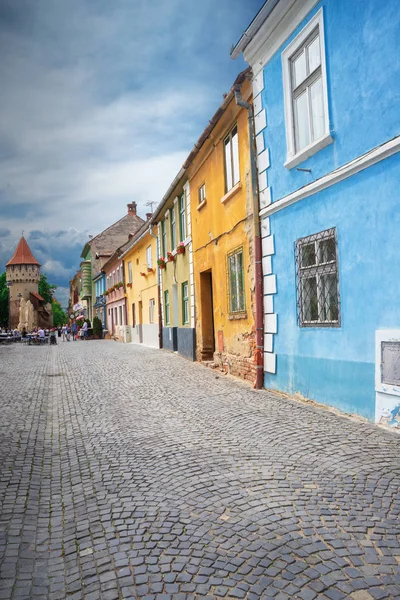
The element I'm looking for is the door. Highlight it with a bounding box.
[138,301,143,343]
[199,270,215,360]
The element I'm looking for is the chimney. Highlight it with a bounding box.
[127,202,137,215]
[146,212,152,221]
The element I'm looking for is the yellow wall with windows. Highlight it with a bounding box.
[157,186,192,328]
[124,228,159,327]
[187,78,256,372]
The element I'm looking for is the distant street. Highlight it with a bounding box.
[0,341,399,600]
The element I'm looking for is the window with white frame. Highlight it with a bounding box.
[198,183,206,205]
[182,282,189,325]
[128,261,132,284]
[149,298,155,323]
[164,290,170,325]
[224,125,240,192]
[228,248,245,314]
[146,245,152,269]
[170,207,176,250]
[295,228,340,327]
[282,10,330,166]
[161,221,167,256]
[179,193,186,240]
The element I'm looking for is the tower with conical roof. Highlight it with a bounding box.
[5,236,42,329]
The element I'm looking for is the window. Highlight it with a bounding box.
[164,291,170,325]
[224,126,240,192]
[198,183,206,205]
[149,299,155,323]
[132,303,136,326]
[161,220,167,256]
[179,193,186,240]
[295,228,340,327]
[128,261,132,284]
[282,10,330,167]
[228,248,245,313]
[182,282,189,325]
[170,207,176,250]
[146,246,152,269]
[119,305,123,325]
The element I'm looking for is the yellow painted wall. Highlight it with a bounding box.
[157,187,192,328]
[187,79,256,375]
[124,228,159,327]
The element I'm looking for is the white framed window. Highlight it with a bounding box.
[128,261,132,284]
[170,207,176,250]
[146,246,152,269]
[179,193,186,240]
[295,228,340,327]
[164,290,170,325]
[282,9,332,169]
[198,183,206,205]
[149,298,155,323]
[228,248,245,314]
[224,125,240,191]
[161,221,167,256]
[182,282,189,325]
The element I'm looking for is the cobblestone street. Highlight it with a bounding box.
[0,341,399,600]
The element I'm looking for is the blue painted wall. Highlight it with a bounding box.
[265,152,400,420]
[177,328,196,361]
[260,0,400,203]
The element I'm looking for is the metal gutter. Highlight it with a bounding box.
[230,0,281,59]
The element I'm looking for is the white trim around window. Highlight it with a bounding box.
[282,8,332,169]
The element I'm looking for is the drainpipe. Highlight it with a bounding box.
[149,222,163,349]
[233,82,264,389]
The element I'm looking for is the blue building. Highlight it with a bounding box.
[232,0,400,424]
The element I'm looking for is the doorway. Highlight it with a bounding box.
[200,269,215,360]
[138,300,143,343]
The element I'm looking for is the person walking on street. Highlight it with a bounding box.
[61,325,67,341]
[82,320,88,340]
[71,321,78,341]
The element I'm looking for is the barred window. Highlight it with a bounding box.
[295,228,340,327]
[228,248,245,314]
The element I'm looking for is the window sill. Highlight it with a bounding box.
[284,132,333,170]
[221,181,242,204]
[197,199,207,211]
[228,312,247,321]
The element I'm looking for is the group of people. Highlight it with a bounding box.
[60,321,88,341]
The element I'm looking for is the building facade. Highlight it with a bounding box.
[103,248,127,341]
[232,0,400,423]
[122,219,160,348]
[187,74,260,384]
[153,175,196,361]
[5,236,52,330]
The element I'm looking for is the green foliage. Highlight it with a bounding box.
[38,273,57,304]
[0,272,9,327]
[93,316,103,337]
[52,301,67,327]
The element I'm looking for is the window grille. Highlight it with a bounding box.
[295,228,340,327]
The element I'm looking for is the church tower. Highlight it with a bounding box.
[6,237,41,329]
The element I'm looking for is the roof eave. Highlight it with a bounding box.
[230,0,281,59]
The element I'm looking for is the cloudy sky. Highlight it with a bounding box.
[0,0,263,307]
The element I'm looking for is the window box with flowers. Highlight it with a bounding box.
[176,241,185,255]
[140,272,147,277]
[126,283,132,288]
[147,267,154,273]
[158,257,166,269]
[167,251,175,262]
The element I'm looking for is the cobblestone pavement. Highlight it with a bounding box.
[0,342,400,600]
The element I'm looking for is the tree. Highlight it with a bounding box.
[52,301,67,327]
[0,273,9,328]
[38,273,57,304]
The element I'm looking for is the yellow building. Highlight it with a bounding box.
[186,70,260,384]
[121,220,160,347]
[152,173,196,360]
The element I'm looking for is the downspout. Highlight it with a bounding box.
[233,82,264,389]
[149,222,163,349]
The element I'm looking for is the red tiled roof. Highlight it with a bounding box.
[30,291,45,302]
[6,237,40,266]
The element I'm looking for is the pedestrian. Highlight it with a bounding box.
[66,325,71,342]
[71,321,78,341]
[82,320,88,340]
[61,324,67,341]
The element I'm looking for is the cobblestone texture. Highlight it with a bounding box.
[0,341,399,599]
